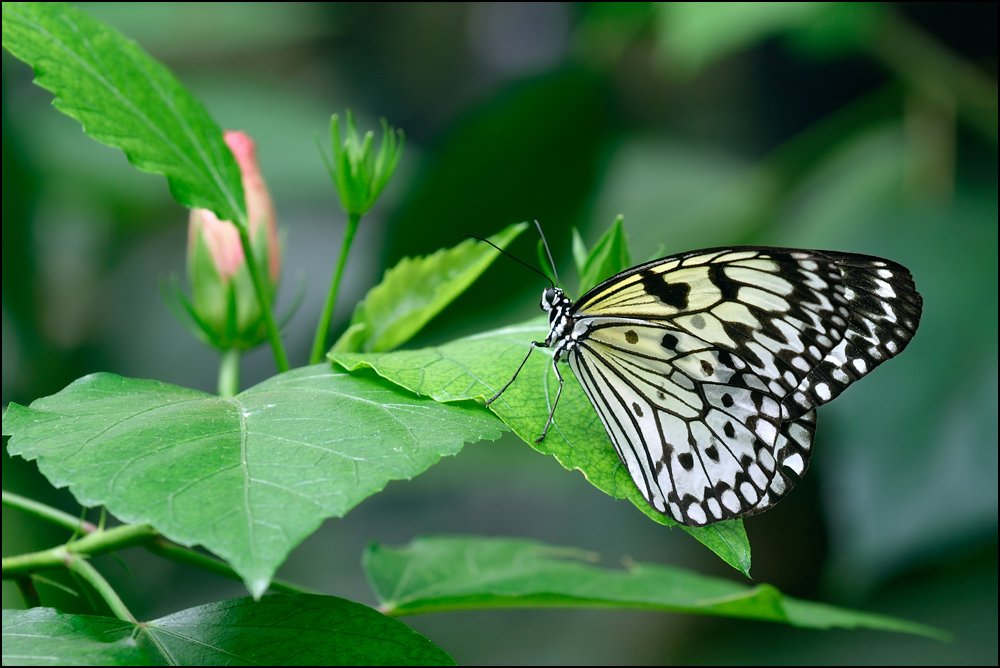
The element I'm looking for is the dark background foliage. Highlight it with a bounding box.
[3,3,996,664]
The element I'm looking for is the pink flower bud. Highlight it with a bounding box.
[225,131,281,282]
[188,131,280,283]
[185,131,281,350]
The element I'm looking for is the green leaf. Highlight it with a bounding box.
[2,595,455,666]
[2,366,504,596]
[332,222,528,353]
[363,536,948,640]
[576,214,632,295]
[331,323,752,576]
[1,2,245,225]
[0,608,152,666]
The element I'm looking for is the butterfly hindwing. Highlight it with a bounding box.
[570,320,788,524]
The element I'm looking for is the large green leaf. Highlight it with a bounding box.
[2,595,454,666]
[2,366,504,596]
[364,536,947,640]
[1,2,244,224]
[333,222,528,353]
[331,324,752,576]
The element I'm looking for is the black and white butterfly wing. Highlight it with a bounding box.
[565,247,921,526]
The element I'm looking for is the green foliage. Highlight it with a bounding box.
[334,222,528,353]
[2,367,504,596]
[4,1,984,664]
[0,2,244,226]
[2,596,454,666]
[573,215,633,295]
[331,323,752,576]
[364,536,947,640]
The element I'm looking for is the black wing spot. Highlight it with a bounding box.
[625,330,639,344]
[724,422,736,439]
[705,444,720,462]
[721,393,734,408]
[701,360,714,376]
[632,402,644,417]
[661,333,679,350]
[641,271,690,309]
[678,452,695,471]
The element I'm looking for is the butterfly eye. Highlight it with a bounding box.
[540,288,560,311]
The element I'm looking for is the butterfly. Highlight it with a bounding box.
[486,236,922,526]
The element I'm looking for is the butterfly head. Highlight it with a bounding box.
[540,287,574,349]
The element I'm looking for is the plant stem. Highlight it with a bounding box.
[218,348,241,397]
[238,224,290,372]
[2,492,313,595]
[66,555,136,623]
[2,524,158,577]
[2,491,97,534]
[310,211,362,364]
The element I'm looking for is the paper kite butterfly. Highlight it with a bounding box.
[486,235,922,526]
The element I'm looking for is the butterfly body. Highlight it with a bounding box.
[496,245,922,527]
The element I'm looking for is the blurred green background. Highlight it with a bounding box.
[2,2,996,664]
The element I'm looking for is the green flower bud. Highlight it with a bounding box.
[323,111,404,215]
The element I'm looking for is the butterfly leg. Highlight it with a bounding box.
[486,341,540,405]
[535,354,565,444]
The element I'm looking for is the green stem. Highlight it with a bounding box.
[3,492,313,595]
[310,211,362,364]
[238,225,290,372]
[2,491,97,534]
[218,348,241,397]
[2,523,157,577]
[66,555,136,623]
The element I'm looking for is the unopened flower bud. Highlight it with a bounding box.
[185,131,281,350]
[324,111,404,215]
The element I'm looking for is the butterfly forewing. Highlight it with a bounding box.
[552,246,921,526]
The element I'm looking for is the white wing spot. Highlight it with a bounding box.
[755,420,777,446]
[707,498,723,519]
[740,482,759,504]
[782,452,805,475]
[759,449,776,471]
[686,503,707,525]
[721,489,741,512]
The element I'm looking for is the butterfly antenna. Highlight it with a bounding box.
[463,233,554,288]
[534,220,560,287]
